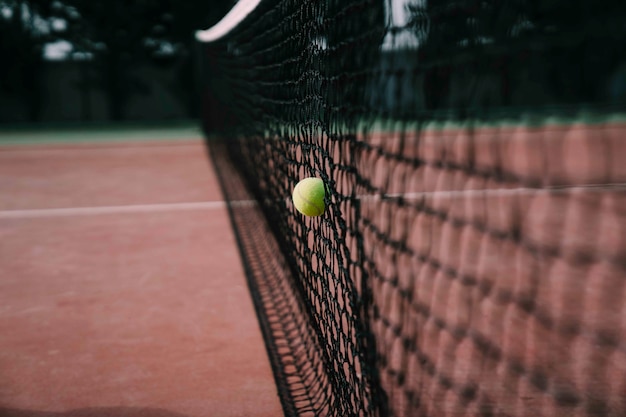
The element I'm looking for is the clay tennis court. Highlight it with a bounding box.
[0,126,282,417]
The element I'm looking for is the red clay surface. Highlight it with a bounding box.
[0,141,221,210]
[0,139,282,417]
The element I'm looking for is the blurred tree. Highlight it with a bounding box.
[57,0,233,120]
[154,0,234,118]
[0,0,63,121]
[406,0,626,109]
[59,0,170,120]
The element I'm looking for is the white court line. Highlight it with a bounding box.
[0,200,256,220]
[1,184,622,220]
[374,183,626,201]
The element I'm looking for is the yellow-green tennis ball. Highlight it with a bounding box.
[292,177,325,217]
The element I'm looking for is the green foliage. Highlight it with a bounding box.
[0,0,234,121]
[66,0,234,120]
[405,0,626,109]
[0,0,63,120]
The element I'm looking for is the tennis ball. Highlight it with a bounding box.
[292,177,325,217]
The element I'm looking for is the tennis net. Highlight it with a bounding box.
[197,0,626,416]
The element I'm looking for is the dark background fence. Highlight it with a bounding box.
[0,0,235,126]
[0,60,191,124]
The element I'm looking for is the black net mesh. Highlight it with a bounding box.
[199,0,626,416]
